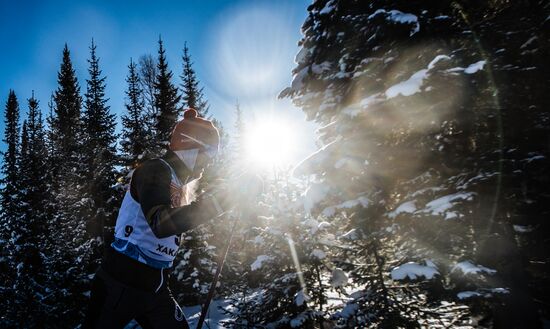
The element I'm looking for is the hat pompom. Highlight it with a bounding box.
[184,108,198,119]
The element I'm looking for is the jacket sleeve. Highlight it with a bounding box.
[131,160,225,239]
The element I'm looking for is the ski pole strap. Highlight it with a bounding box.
[196,212,240,329]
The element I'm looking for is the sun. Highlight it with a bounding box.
[244,118,296,170]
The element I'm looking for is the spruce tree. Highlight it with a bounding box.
[224,178,323,328]
[47,44,92,325]
[0,90,21,327]
[232,100,245,163]
[121,58,149,167]
[82,39,119,239]
[279,0,549,327]
[138,54,158,127]
[0,90,20,235]
[138,54,159,151]
[181,42,209,117]
[154,37,181,149]
[6,94,51,327]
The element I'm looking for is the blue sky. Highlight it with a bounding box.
[0,0,316,163]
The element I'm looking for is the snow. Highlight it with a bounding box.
[464,60,486,74]
[294,290,311,306]
[331,268,349,287]
[337,303,359,318]
[290,66,309,91]
[360,94,381,107]
[311,61,331,75]
[388,201,417,219]
[303,219,332,235]
[302,183,330,214]
[427,55,451,69]
[457,291,481,299]
[513,225,534,233]
[341,229,359,240]
[422,192,475,218]
[457,288,510,300]
[446,60,486,75]
[452,261,496,275]
[251,255,272,271]
[522,155,545,163]
[294,45,315,64]
[293,138,339,177]
[492,287,510,294]
[125,299,232,329]
[304,218,320,229]
[410,186,444,198]
[311,249,326,259]
[391,261,439,280]
[253,235,265,245]
[386,68,428,98]
[385,224,399,233]
[385,55,450,98]
[342,93,382,117]
[317,221,332,230]
[321,196,370,218]
[184,299,231,329]
[520,36,538,49]
[457,171,499,189]
[319,0,335,15]
[319,233,343,247]
[369,9,420,36]
[341,197,370,208]
[444,211,459,220]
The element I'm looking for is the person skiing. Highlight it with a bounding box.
[84,109,227,329]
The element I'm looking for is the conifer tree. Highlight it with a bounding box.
[233,101,244,158]
[0,90,21,327]
[278,0,549,327]
[0,90,21,234]
[154,37,181,149]
[121,58,149,167]
[82,39,118,238]
[50,44,83,168]
[6,94,51,327]
[181,42,209,117]
[224,178,323,328]
[47,44,93,325]
[138,54,159,150]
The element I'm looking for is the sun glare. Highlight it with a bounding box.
[244,118,296,170]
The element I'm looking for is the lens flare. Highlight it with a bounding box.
[287,236,308,296]
[207,4,296,100]
[244,117,296,170]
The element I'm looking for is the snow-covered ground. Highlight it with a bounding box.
[124,299,231,329]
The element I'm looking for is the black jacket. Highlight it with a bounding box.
[102,150,223,292]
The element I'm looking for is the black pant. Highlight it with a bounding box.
[84,269,190,329]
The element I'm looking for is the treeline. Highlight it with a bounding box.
[0,37,220,327]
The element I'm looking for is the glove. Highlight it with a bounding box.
[200,173,264,217]
[200,179,232,217]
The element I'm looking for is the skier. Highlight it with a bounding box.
[84,109,228,329]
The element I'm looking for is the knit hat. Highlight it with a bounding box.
[169,109,220,169]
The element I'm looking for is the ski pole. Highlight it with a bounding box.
[196,211,240,329]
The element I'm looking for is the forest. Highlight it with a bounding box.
[1,0,549,328]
